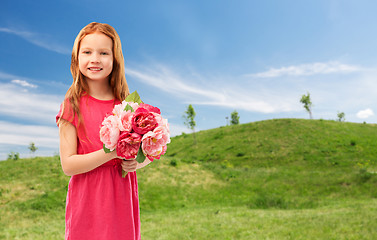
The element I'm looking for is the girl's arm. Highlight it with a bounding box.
[137,158,152,169]
[121,157,152,173]
[59,120,118,176]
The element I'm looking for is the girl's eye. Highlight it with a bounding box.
[100,52,109,55]
[82,51,91,54]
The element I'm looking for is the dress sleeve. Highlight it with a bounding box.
[56,98,76,127]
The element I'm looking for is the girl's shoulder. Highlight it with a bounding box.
[56,95,81,127]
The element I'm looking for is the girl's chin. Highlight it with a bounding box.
[84,76,110,82]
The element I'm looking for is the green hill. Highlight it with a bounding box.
[1,119,377,239]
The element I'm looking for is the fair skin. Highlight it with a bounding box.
[78,32,114,100]
[59,32,150,176]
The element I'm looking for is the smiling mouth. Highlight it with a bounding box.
[88,67,103,71]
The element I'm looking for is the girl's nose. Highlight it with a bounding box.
[90,52,100,63]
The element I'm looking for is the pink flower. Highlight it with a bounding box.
[139,103,161,114]
[153,113,170,135]
[116,132,142,159]
[113,101,139,116]
[112,102,125,116]
[141,126,170,161]
[118,110,133,132]
[99,115,120,151]
[132,107,158,135]
[128,102,140,112]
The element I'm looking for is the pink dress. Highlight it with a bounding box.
[56,94,140,240]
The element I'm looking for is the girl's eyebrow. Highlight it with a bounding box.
[80,46,111,51]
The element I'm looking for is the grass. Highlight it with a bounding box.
[142,201,377,240]
[0,156,67,240]
[1,119,377,239]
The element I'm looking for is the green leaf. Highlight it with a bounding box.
[125,91,142,104]
[124,104,134,112]
[103,144,112,153]
[136,146,146,163]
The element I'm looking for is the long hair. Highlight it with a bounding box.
[58,22,129,127]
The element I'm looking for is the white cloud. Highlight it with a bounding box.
[247,61,361,78]
[0,72,64,158]
[125,61,377,125]
[126,65,225,101]
[126,64,298,113]
[0,121,58,148]
[11,79,37,88]
[0,83,62,158]
[0,83,62,125]
[0,27,70,54]
[356,108,374,119]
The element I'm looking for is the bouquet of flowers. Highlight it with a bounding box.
[99,91,170,177]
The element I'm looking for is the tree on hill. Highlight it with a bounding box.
[300,92,313,119]
[231,110,240,125]
[337,112,345,122]
[29,142,38,154]
[7,151,20,161]
[183,104,197,144]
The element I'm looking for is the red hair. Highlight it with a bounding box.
[58,22,129,127]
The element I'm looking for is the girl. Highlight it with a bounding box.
[56,22,150,240]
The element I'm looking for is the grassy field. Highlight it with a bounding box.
[1,119,377,239]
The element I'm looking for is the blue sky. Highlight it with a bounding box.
[1,0,377,159]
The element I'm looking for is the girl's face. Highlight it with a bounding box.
[78,32,113,83]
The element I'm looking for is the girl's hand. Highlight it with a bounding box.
[121,159,138,173]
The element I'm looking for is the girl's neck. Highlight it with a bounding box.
[86,78,114,101]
